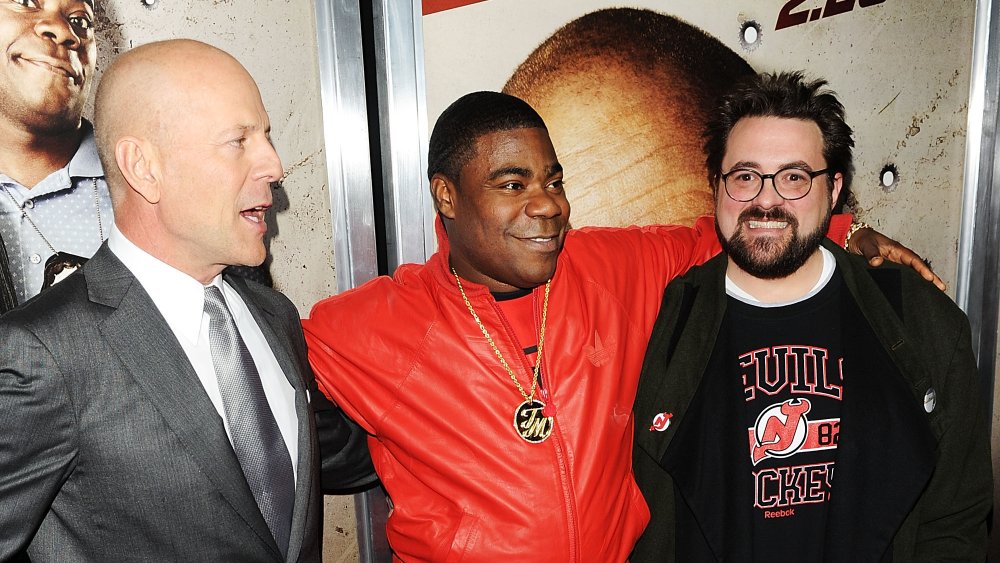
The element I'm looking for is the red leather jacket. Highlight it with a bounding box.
[304,216,851,562]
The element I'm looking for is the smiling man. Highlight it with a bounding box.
[0,39,373,561]
[296,91,951,561]
[305,92,722,561]
[0,0,110,314]
[632,72,990,562]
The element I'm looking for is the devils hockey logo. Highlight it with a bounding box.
[649,411,673,432]
[751,398,811,464]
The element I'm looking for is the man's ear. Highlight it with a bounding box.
[831,172,844,208]
[431,173,458,220]
[115,136,161,204]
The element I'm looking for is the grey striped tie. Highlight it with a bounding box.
[204,285,295,556]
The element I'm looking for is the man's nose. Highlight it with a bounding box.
[35,14,82,50]
[255,141,284,184]
[752,178,785,208]
[525,186,563,218]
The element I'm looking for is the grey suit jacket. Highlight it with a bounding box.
[0,244,362,562]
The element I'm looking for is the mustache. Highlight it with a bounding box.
[737,206,796,225]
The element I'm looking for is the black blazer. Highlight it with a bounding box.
[632,241,990,562]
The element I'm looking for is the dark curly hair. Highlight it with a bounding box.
[704,71,854,194]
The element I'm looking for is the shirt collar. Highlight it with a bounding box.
[726,246,836,307]
[108,223,222,345]
[0,119,103,197]
[67,120,104,179]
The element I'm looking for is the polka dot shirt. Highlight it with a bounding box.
[0,122,113,304]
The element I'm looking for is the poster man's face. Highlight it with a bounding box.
[716,116,842,279]
[0,0,95,133]
[519,68,712,228]
[436,127,570,293]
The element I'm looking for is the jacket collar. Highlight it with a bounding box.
[428,214,476,295]
[428,213,553,300]
[86,245,294,562]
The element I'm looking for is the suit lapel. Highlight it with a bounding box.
[634,255,754,558]
[228,275,316,563]
[634,254,729,465]
[0,236,16,314]
[88,248,283,561]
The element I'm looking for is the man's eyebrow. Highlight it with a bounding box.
[487,166,532,181]
[221,124,267,136]
[727,160,816,172]
[546,163,563,176]
[778,160,814,170]
[727,160,761,171]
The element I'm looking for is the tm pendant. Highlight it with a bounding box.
[514,399,554,443]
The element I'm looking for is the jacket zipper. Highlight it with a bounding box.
[486,288,580,561]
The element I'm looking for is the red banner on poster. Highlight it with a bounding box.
[423,0,488,15]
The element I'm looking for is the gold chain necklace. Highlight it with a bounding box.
[453,268,555,443]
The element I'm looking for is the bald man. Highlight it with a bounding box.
[504,8,754,228]
[0,39,371,562]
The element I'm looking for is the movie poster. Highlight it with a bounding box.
[423,0,975,290]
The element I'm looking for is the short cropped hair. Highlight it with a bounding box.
[704,71,855,192]
[504,8,754,127]
[427,91,546,182]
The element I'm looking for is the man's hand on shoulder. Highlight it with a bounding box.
[846,225,946,291]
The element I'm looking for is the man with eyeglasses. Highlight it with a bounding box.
[631,72,990,562]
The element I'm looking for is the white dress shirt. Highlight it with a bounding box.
[108,224,298,479]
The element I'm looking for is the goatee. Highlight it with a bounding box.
[718,206,831,279]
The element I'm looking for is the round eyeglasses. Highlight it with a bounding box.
[721,167,831,202]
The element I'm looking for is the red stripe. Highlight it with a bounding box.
[747,418,840,459]
[423,0,489,15]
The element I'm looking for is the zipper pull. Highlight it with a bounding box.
[540,387,555,417]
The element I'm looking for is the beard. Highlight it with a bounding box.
[718,204,831,280]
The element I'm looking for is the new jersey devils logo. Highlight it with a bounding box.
[751,398,811,465]
[649,412,673,432]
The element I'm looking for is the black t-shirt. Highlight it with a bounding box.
[726,269,845,563]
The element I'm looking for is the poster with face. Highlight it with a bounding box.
[0,0,103,314]
[423,0,975,289]
[4,0,356,558]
